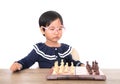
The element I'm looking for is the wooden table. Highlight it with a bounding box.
[0,69,120,84]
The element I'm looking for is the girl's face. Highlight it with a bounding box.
[44,18,64,43]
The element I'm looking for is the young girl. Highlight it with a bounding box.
[10,10,84,72]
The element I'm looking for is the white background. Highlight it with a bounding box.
[0,0,120,69]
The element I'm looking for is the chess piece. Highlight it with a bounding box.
[92,61,95,70]
[52,68,57,75]
[59,59,64,74]
[64,62,69,72]
[86,61,93,75]
[94,61,99,75]
[70,62,75,74]
[54,61,58,67]
[53,61,59,73]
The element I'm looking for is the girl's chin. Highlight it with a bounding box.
[52,38,60,41]
[52,40,59,42]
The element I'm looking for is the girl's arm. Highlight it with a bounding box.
[10,49,39,72]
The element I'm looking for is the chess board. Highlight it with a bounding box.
[46,66,106,80]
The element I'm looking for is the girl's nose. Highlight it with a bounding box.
[54,29,59,34]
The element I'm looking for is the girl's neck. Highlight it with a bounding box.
[45,41,60,47]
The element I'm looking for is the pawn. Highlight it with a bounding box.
[70,62,75,74]
[60,59,64,66]
[59,66,64,74]
[59,59,64,74]
[95,61,99,75]
[54,61,59,73]
[86,61,92,75]
[53,68,57,75]
[64,63,69,72]
[92,61,95,70]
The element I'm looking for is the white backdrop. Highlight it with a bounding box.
[0,0,120,69]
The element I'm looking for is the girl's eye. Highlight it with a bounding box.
[47,25,64,31]
[49,26,55,30]
[50,28,55,31]
[59,28,62,30]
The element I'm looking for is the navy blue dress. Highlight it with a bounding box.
[17,43,83,69]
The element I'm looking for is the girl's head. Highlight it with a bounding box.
[39,11,64,43]
[39,11,63,27]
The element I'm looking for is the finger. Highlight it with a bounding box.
[10,66,17,72]
[16,63,22,70]
[11,63,19,72]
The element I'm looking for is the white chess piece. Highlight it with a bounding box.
[52,68,57,75]
[70,62,75,74]
[59,59,64,74]
[60,59,64,66]
[53,61,59,74]
[64,63,69,72]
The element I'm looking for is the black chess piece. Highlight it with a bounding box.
[92,61,95,71]
[86,61,92,75]
[94,61,99,75]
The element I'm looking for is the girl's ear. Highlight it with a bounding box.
[40,26,45,35]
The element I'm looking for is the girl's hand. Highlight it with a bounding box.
[10,62,22,72]
[81,63,85,67]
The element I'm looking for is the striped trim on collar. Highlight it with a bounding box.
[33,44,72,60]
[33,45,57,60]
[58,46,72,58]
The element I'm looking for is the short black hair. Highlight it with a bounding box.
[39,11,63,27]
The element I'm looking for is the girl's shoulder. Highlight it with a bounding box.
[35,42,45,47]
[61,43,72,50]
[33,42,48,51]
[58,43,72,54]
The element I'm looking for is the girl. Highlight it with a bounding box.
[10,10,84,72]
